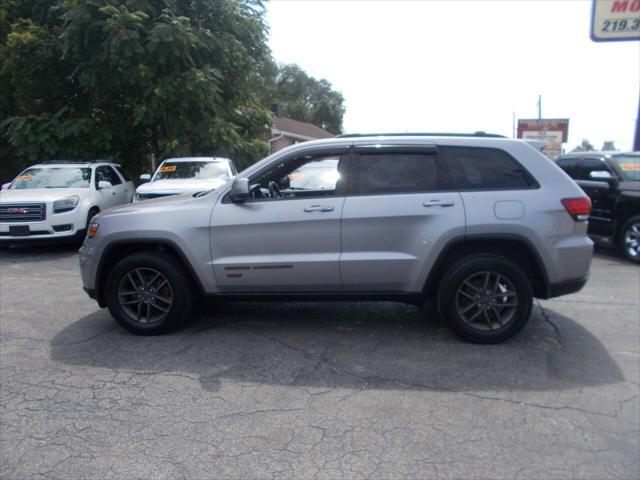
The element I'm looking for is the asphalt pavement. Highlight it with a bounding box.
[1,244,638,479]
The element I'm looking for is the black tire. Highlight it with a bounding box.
[86,207,99,228]
[620,215,640,264]
[437,255,533,344]
[105,251,194,335]
[75,208,100,243]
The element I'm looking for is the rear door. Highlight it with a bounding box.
[340,145,465,292]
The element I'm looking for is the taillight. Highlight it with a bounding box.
[561,197,591,221]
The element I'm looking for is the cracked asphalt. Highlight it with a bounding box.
[1,245,639,479]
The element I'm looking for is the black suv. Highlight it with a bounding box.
[556,151,640,263]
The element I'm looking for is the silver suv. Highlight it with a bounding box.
[79,133,593,343]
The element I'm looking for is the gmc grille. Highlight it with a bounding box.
[0,203,46,223]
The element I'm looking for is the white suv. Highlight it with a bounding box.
[0,160,134,246]
[135,157,237,201]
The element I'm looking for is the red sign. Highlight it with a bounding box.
[517,119,569,142]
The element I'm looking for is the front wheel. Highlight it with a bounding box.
[105,251,194,335]
[437,255,533,344]
[621,216,640,264]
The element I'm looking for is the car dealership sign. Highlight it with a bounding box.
[591,0,640,42]
[517,119,569,160]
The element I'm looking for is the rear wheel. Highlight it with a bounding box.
[437,255,533,343]
[105,251,194,335]
[620,216,640,264]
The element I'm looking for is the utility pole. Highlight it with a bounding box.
[537,94,542,120]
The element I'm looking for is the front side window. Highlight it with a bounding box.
[248,155,343,200]
[443,147,534,190]
[96,166,122,186]
[10,167,92,189]
[154,161,230,182]
[580,158,613,180]
[353,153,441,195]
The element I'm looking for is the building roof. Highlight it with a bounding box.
[273,116,335,141]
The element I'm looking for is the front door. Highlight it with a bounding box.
[210,149,349,292]
[95,166,127,209]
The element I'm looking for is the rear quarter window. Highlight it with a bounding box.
[442,146,536,190]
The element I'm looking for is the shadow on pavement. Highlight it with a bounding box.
[50,300,625,393]
[593,245,634,266]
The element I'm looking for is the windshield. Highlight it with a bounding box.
[9,167,92,189]
[154,161,230,181]
[612,155,640,181]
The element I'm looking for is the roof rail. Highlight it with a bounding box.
[336,132,507,139]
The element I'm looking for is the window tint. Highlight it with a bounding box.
[556,157,580,179]
[580,158,612,180]
[354,153,441,194]
[96,166,122,186]
[443,147,533,190]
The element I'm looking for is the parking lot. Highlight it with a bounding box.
[0,245,638,479]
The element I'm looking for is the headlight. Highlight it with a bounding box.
[87,222,99,238]
[53,195,79,213]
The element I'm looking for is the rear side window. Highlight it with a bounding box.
[443,147,535,190]
[353,153,442,194]
[556,157,581,179]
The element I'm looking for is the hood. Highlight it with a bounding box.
[101,190,220,217]
[0,187,89,203]
[137,178,226,194]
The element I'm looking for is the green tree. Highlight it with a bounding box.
[1,0,273,180]
[572,139,596,152]
[271,63,345,134]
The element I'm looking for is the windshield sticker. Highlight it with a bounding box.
[159,165,177,173]
[619,163,640,172]
[15,175,34,181]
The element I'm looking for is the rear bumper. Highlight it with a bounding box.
[547,274,589,299]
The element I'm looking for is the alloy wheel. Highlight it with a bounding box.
[624,222,640,260]
[117,267,173,324]
[455,271,518,331]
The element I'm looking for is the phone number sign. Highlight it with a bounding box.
[591,0,640,42]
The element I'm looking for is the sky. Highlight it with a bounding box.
[267,0,640,151]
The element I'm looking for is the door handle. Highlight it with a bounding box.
[112,191,116,196]
[304,205,334,212]
[423,200,454,207]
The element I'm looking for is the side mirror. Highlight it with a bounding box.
[589,170,612,180]
[139,173,151,183]
[230,177,250,203]
[1,182,11,190]
[98,180,113,190]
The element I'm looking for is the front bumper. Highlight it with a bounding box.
[0,209,85,242]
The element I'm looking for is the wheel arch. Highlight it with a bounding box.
[423,234,550,300]
[95,239,205,307]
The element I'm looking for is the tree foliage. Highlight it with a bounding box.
[0,1,346,182]
[270,63,345,135]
